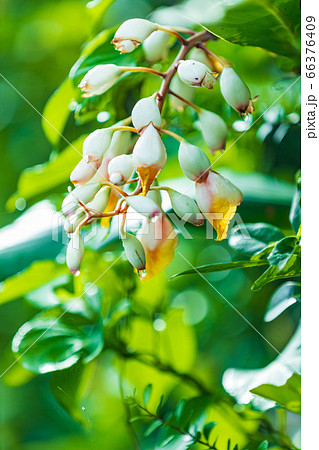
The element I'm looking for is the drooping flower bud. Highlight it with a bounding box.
[167,189,204,226]
[91,130,133,184]
[70,159,97,186]
[125,195,161,219]
[132,123,167,194]
[220,67,254,114]
[62,183,100,217]
[177,60,216,89]
[178,141,210,182]
[121,232,146,271]
[143,30,171,62]
[198,110,228,153]
[132,96,161,132]
[64,210,85,234]
[137,213,178,282]
[188,47,223,73]
[112,19,158,53]
[83,128,114,165]
[86,186,111,213]
[108,154,134,185]
[195,170,243,240]
[66,230,84,276]
[78,64,123,97]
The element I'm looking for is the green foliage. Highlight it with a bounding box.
[251,373,301,414]
[203,0,300,60]
[0,0,301,448]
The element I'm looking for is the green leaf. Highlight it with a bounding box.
[203,421,217,441]
[42,78,76,147]
[144,419,162,437]
[289,187,301,233]
[251,254,300,291]
[6,136,85,210]
[267,236,298,270]
[12,306,104,374]
[250,373,301,414]
[264,281,301,322]
[203,0,300,59]
[0,261,68,305]
[228,223,284,257]
[258,441,269,450]
[143,383,152,407]
[171,260,269,278]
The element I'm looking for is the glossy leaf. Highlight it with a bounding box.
[144,419,162,437]
[203,0,300,59]
[203,421,217,441]
[228,223,284,257]
[12,306,104,374]
[251,254,300,291]
[143,383,152,407]
[171,260,269,278]
[250,373,301,414]
[267,236,298,270]
[289,187,301,233]
[264,281,301,322]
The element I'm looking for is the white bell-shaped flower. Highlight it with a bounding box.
[167,189,204,226]
[125,195,161,219]
[78,64,123,97]
[143,30,171,62]
[121,232,146,270]
[177,60,216,89]
[108,154,134,186]
[83,128,114,165]
[199,110,228,153]
[178,141,211,182]
[220,67,254,114]
[112,19,158,53]
[132,123,167,193]
[132,96,161,132]
[62,183,100,216]
[66,230,84,276]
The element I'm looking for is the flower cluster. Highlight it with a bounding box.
[63,18,255,280]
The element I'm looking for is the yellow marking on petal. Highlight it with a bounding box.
[101,189,120,228]
[140,217,178,282]
[137,165,160,195]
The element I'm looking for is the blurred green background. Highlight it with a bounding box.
[0,0,300,449]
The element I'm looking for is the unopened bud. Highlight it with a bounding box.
[188,47,223,73]
[121,232,146,270]
[83,128,114,165]
[195,170,243,240]
[178,141,210,181]
[108,154,134,185]
[143,30,171,62]
[177,60,216,89]
[167,189,204,226]
[112,19,158,53]
[64,210,85,234]
[78,64,123,97]
[125,195,161,219]
[199,110,228,153]
[132,123,167,193]
[62,183,100,216]
[70,159,97,186]
[86,186,111,212]
[220,67,254,114]
[132,96,161,132]
[66,230,84,276]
